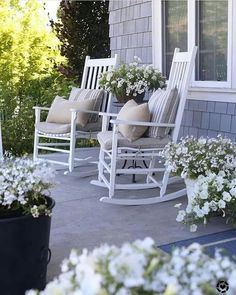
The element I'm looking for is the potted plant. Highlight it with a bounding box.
[161,135,236,231]
[99,56,166,103]
[0,156,55,295]
[27,237,236,295]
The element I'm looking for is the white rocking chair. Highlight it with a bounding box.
[33,55,118,172]
[91,47,197,205]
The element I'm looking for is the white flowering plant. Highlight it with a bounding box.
[176,170,236,232]
[161,135,236,180]
[0,157,55,218]
[161,136,236,231]
[99,56,166,103]
[27,238,236,295]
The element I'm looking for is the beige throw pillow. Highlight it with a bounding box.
[46,96,96,127]
[117,100,151,142]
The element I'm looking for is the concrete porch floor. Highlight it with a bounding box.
[46,147,232,281]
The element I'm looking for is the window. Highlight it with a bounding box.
[196,0,228,81]
[162,0,187,77]
[154,0,230,85]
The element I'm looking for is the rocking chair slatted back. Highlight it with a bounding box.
[81,55,118,113]
[167,47,198,142]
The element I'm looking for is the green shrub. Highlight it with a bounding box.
[0,0,76,155]
[1,73,76,155]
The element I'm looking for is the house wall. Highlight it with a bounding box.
[109,0,236,140]
[180,100,236,140]
[109,0,152,64]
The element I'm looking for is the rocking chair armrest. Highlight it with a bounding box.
[110,119,176,128]
[98,111,118,118]
[70,109,118,118]
[70,108,100,115]
[33,106,50,111]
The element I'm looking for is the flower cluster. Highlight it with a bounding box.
[0,157,55,218]
[161,135,236,231]
[176,170,236,232]
[27,238,236,295]
[161,135,236,179]
[99,56,165,101]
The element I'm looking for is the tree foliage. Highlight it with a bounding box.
[0,0,72,155]
[52,0,110,80]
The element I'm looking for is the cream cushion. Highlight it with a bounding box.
[97,131,170,150]
[117,100,151,142]
[46,96,96,127]
[36,122,71,134]
[148,88,179,138]
[69,88,104,123]
[36,120,102,135]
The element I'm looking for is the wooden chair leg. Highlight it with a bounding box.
[98,149,104,181]
[68,112,77,172]
[109,127,118,198]
[33,130,39,161]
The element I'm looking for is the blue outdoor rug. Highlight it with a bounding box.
[159,229,236,257]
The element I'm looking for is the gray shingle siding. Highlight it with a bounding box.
[109,0,152,64]
[180,101,236,140]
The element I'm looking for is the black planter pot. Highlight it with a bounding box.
[0,196,55,295]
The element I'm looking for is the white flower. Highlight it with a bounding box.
[198,138,207,144]
[30,205,40,218]
[176,210,186,222]
[218,200,226,209]
[223,191,232,202]
[230,187,236,197]
[190,224,198,232]
[229,270,236,288]
[174,203,182,209]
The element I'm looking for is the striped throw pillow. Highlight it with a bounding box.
[147,88,179,138]
[69,88,104,123]
[68,87,81,101]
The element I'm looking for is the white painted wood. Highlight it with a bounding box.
[33,106,50,111]
[33,55,118,171]
[37,146,70,153]
[110,119,175,128]
[232,0,236,89]
[152,0,162,71]
[92,47,197,205]
[69,111,77,172]
[188,87,236,102]
[100,189,187,206]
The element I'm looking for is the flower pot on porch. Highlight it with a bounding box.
[0,196,55,295]
[184,178,197,205]
[116,92,145,104]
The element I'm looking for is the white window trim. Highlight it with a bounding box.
[152,0,234,89]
